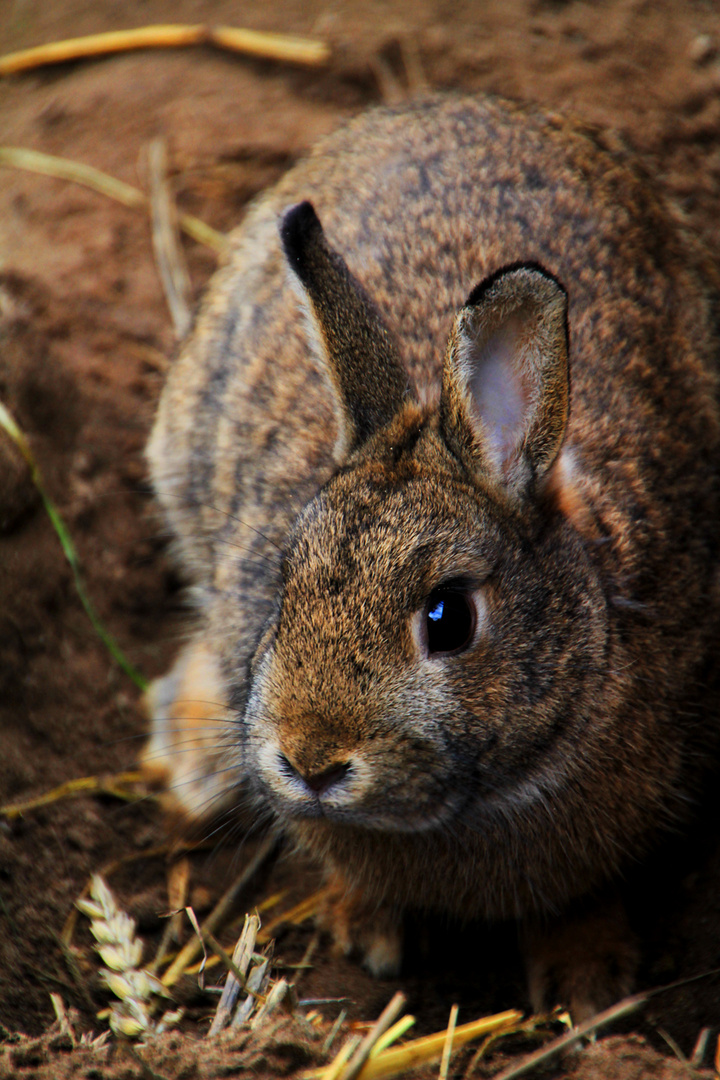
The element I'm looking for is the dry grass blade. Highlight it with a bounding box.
[370,53,405,105]
[50,994,77,1046]
[439,1004,459,1080]
[656,1026,687,1064]
[307,1009,523,1080]
[399,34,429,96]
[0,146,227,253]
[209,25,330,65]
[181,888,286,976]
[207,915,263,1036]
[161,832,280,989]
[0,24,203,73]
[488,993,647,1080]
[0,145,144,205]
[691,1027,711,1068]
[251,976,291,1028]
[324,1035,363,1080]
[183,906,210,984]
[341,992,408,1080]
[149,858,190,974]
[462,1011,564,1077]
[178,885,288,976]
[258,887,330,942]
[230,955,271,1027]
[0,771,144,820]
[323,1010,348,1055]
[0,24,330,76]
[369,1016,416,1059]
[147,137,192,339]
[294,932,319,984]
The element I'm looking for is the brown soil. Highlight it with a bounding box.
[2,2,720,1078]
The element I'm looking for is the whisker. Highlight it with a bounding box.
[125,527,282,573]
[154,489,290,554]
[158,760,242,788]
[155,697,244,715]
[54,481,302,566]
[140,743,238,766]
[111,723,238,750]
[71,479,305,527]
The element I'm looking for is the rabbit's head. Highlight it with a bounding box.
[244,202,612,849]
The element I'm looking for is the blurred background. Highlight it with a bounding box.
[1,1,720,1073]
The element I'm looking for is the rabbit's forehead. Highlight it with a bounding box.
[285,473,502,595]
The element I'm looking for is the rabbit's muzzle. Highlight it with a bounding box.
[249,711,464,832]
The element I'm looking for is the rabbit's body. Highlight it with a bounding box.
[145,96,720,1015]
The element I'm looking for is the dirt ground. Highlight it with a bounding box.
[3,1,720,1077]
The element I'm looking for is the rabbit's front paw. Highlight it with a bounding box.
[524,893,639,1023]
[318,874,403,978]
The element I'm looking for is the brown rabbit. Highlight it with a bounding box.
[142,95,720,1020]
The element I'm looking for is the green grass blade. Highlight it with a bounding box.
[0,399,147,691]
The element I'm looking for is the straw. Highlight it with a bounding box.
[0,24,330,77]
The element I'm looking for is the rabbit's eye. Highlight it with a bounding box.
[425,588,476,656]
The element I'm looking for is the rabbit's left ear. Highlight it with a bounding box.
[440,265,569,501]
[281,201,413,461]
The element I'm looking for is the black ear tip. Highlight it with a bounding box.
[280,200,323,271]
[465,262,567,309]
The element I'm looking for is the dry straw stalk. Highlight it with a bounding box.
[0,24,330,76]
[0,146,227,253]
[310,1007,522,1080]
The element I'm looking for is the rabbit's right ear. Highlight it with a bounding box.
[281,201,412,461]
[440,265,569,503]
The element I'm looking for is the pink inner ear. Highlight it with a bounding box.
[468,318,531,473]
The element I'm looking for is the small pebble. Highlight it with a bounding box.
[688,33,716,65]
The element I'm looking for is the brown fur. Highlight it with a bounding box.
[142,95,720,1017]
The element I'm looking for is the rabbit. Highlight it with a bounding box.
[141,94,720,1020]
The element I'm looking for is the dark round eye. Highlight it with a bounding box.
[425,588,476,656]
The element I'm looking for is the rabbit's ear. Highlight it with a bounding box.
[440,265,569,501]
[281,201,412,459]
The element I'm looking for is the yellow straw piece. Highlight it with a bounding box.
[360,1010,521,1080]
[210,25,330,66]
[308,1009,522,1080]
[323,1035,362,1080]
[0,146,227,253]
[0,24,330,77]
[342,993,407,1080]
[0,772,144,820]
[258,887,330,941]
[438,1004,459,1080]
[369,1015,416,1058]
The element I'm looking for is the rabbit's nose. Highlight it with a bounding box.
[279,754,351,797]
